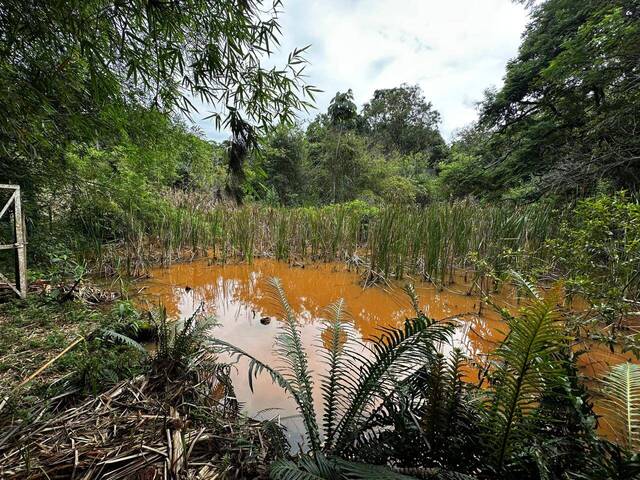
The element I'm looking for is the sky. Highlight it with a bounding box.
[192,0,530,143]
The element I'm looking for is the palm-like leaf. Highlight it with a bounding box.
[486,296,566,472]
[330,315,454,452]
[213,279,453,472]
[100,329,148,355]
[270,458,330,480]
[320,299,350,450]
[333,458,417,479]
[267,277,321,451]
[211,338,297,396]
[601,362,640,451]
[509,270,542,301]
[403,283,422,315]
[270,454,418,480]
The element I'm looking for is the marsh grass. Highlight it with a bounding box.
[364,201,556,287]
[80,196,556,285]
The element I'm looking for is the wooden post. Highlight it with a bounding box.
[0,184,27,299]
[13,186,27,298]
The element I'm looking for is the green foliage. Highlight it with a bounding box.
[250,124,307,205]
[601,362,640,451]
[437,150,489,199]
[327,89,363,131]
[154,305,217,375]
[550,191,640,324]
[362,83,446,160]
[305,122,371,204]
[232,84,448,207]
[357,348,483,474]
[213,278,454,478]
[0,0,316,199]
[485,295,567,473]
[66,336,143,395]
[459,0,640,198]
[365,201,555,286]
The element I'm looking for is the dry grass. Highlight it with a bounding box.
[0,351,286,479]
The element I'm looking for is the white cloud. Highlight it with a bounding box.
[191,0,529,142]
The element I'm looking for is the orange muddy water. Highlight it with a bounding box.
[139,259,634,446]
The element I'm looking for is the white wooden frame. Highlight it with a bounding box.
[0,185,27,299]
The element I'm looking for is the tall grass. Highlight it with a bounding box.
[80,196,557,282]
[365,201,557,287]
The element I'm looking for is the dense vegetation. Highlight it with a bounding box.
[1,0,640,479]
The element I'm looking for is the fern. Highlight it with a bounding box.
[403,283,422,315]
[331,315,454,452]
[100,329,147,355]
[268,278,321,452]
[320,299,350,451]
[213,278,321,452]
[213,279,454,474]
[269,458,329,480]
[601,362,640,451]
[270,454,417,480]
[509,270,542,301]
[486,296,566,472]
[333,457,417,479]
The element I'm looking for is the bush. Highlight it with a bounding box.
[550,191,640,324]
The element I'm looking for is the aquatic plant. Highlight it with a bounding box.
[211,278,639,479]
[484,293,566,473]
[77,196,562,303]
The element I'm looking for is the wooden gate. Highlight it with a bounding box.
[0,185,27,299]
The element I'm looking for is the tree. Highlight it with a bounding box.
[260,124,306,205]
[478,0,640,198]
[306,119,370,204]
[362,84,447,162]
[327,89,362,131]
[0,0,317,203]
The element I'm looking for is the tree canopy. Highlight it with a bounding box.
[462,0,640,198]
[363,84,446,162]
[0,0,316,201]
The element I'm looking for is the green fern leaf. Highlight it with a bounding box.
[100,329,147,355]
[332,315,454,452]
[267,277,321,452]
[486,296,566,472]
[269,458,328,480]
[601,362,640,451]
[319,298,350,450]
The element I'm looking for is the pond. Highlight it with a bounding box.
[139,258,633,446]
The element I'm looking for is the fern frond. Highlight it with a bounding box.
[403,283,421,315]
[509,270,541,300]
[601,362,640,451]
[444,348,466,435]
[333,458,417,479]
[100,329,147,355]
[266,277,321,452]
[211,338,295,398]
[269,459,327,480]
[319,298,350,450]
[270,452,342,480]
[331,315,454,452]
[172,308,217,361]
[486,296,566,472]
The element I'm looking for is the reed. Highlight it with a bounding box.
[79,195,557,284]
[365,201,556,286]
